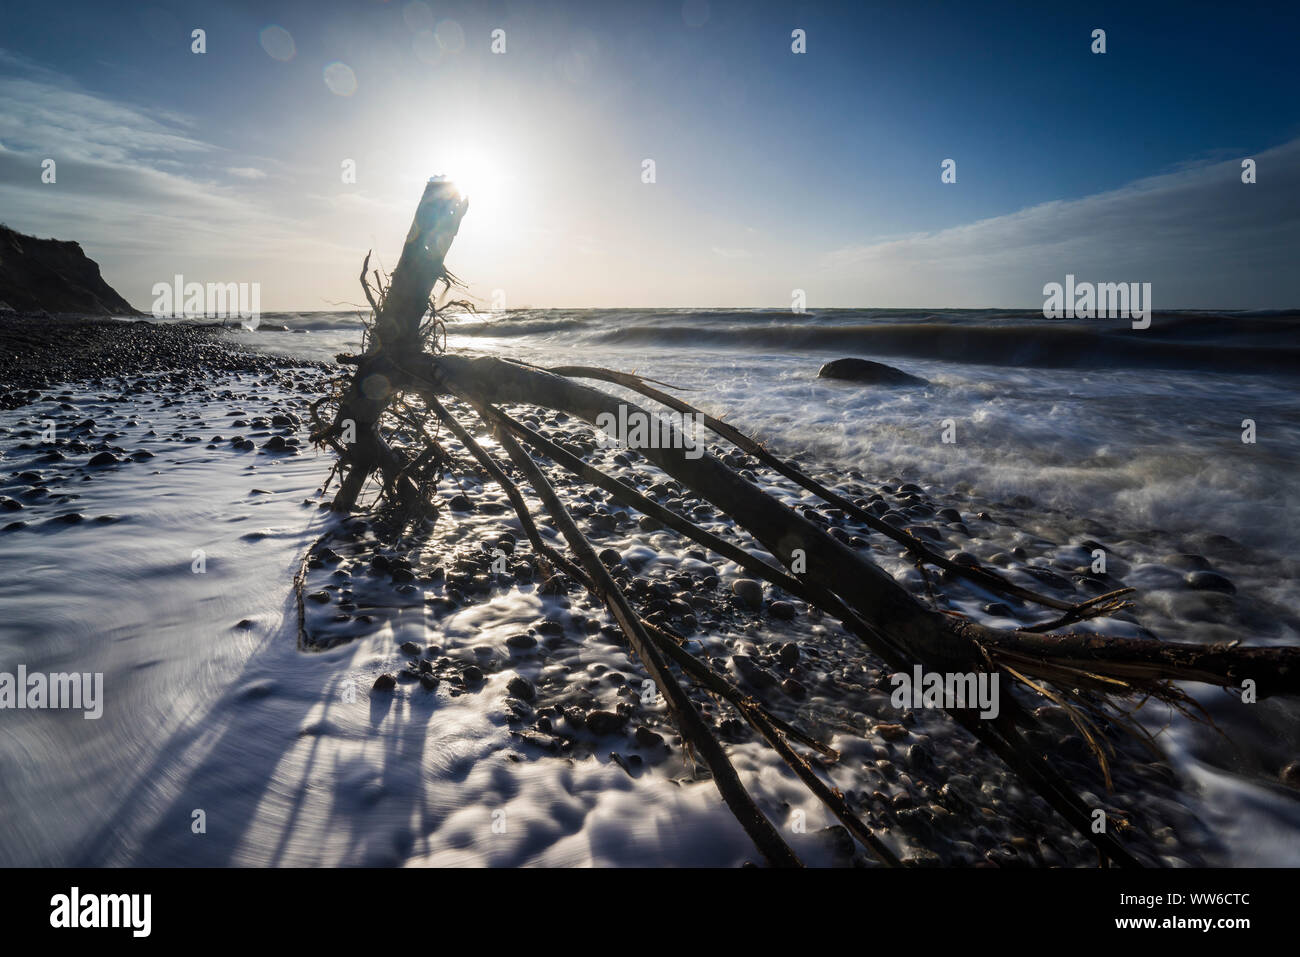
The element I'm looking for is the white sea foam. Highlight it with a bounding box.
[3,311,1297,866]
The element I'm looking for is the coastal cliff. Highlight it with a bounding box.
[0,224,137,315]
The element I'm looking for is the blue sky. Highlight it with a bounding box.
[1,0,1297,309]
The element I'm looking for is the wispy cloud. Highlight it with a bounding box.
[0,50,366,309]
[819,139,1300,308]
[0,50,208,166]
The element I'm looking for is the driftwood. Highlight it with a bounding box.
[309,179,1300,867]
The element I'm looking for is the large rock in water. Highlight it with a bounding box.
[0,225,138,315]
[818,357,927,385]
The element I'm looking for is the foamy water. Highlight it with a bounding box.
[2,309,1297,866]
[0,366,860,866]
[242,308,1300,560]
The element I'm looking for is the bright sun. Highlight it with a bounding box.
[394,128,532,246]
[430,147,514,221]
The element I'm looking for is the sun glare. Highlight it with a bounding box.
[429,147,514,222]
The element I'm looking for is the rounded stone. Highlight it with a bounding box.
[732,578,763,609]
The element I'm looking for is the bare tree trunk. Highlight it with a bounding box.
[316,180,467,511]
[306,181,1300,868]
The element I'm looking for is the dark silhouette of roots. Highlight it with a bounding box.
[303,179,1300,868]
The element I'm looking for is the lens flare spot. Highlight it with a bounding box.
[258,25,296,62]
[323,61,357,96]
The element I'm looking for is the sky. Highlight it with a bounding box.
[0,0,1297,311]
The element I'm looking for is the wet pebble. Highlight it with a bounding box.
[732,578,763,609]
[874,723,909,742]
[1281,762,1300,789]
[634,726,664,748]
[1185,570,1235,594]
[585,710,626,735]
[730,654,777,689]
[506,675,536,701]
[768,600,796,620]
[907,743,933,771]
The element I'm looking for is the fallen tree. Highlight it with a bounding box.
[308,178,1300,868]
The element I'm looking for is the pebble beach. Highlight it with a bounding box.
[2,312,1297,867]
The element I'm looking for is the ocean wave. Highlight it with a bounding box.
[251,308,1300,374]
[584,317,1300,373]
[445,317,589,337]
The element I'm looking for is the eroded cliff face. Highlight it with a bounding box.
[0,225,137,315]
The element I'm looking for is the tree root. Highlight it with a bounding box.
[303,179,1300,868]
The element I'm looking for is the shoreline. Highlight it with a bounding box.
[0,312,326,410]
[0,314,1296,866]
